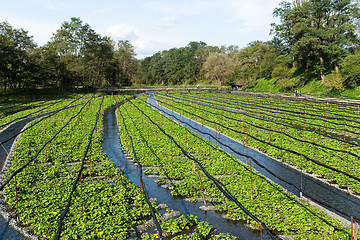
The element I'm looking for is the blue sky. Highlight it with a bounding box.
[1,0,284,58]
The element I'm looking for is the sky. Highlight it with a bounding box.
[1,0,284,59]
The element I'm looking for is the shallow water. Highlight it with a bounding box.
[0,118,39,239]
[0,93,358,239]
[0,101,89,239]
[148,93,360,222]
[102,102,271,239]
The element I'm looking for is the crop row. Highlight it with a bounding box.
[157,92,360,194]
[118,94,350,239]
[2,95,154,239]
[186,91,360,120]
[1,93,222,240]
[164,91,360,158]
[114,94,233,239]
[0,95,57,118]
[0,93,98,131]
[172,92,360,139]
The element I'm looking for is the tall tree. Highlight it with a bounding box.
[114,40,139,86]
[0,22,36,92]
[271,0,360,83]
[138,41,212,85]
[202,52,237,87]
[232,41,278,87]
[183,41,207,83]
[46,18,85,88]
[82,36,115,87]
[46,17,110,88]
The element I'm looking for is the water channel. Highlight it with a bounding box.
[0,92,359,239]
[0,97,269,239]
[0,99,96,239]
[0,116,41,239]
[102,100,270,239]
[148,93,360,222]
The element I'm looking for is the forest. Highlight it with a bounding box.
[1,0,360,95]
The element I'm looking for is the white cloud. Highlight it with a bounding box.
[1,0,284,56]
[154,16,178,29]
[105,24,139,40]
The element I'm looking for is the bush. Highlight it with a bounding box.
[341,51,360,87]
[324,71,345,93]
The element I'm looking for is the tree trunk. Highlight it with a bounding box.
[319,55,326,84]
[320,69,326,83]
[334,61,339,73]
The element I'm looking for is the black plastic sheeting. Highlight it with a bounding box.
[0,121,30,239]
[102,100,271,239]
[175,92,360,138]
[118,104,163,239]
[154,94,360,181]
[0,94,87,148]
[0,95,95,192]
[55,96,104,239]
[157,93,360,148]
[129,99,279,239]
[147,94,360,222]
[145,97,359,223]
[0,95,93,239]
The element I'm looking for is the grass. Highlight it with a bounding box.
[341,85,360,99]
[243,77,360,100]
[242,78,283,93]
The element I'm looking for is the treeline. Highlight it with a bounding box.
[1,0,360,93]
[0,18,138,92]
[140,0,360,92]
